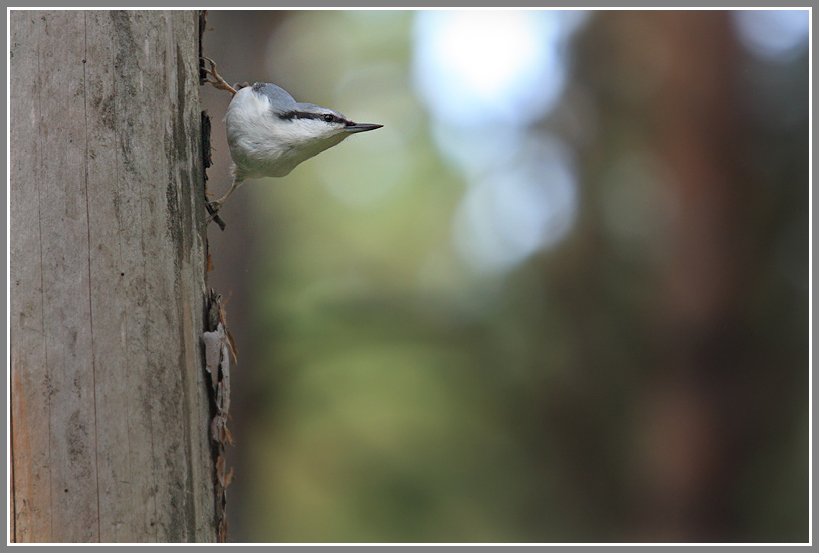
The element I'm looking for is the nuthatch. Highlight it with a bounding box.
[201,57,383,227]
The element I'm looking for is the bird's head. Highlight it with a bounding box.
[275,103,383,148]
[225,82,383,179]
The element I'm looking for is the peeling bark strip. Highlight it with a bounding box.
[10,11,216,542]
[203,291,235,543]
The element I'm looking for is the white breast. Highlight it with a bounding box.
[225,88,292,180]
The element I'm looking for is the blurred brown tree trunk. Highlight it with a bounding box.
[633,11,753,541]
[568,9,806,542]
[10,10,215,542]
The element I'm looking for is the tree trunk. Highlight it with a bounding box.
[10,10,216,542]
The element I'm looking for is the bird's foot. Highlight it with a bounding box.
[200,57,237,96]
[206,201,227,231]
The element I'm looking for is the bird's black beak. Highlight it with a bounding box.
[345,123,383,133]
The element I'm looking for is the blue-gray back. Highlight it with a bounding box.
[252,81,340,119]
[252,82,297,110]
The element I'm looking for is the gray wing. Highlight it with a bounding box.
[253,82,346,119]
[252,82,298,108]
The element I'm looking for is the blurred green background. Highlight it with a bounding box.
[199,10,809,543]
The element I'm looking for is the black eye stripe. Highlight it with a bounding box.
[276,110,321,121]
[276,110,346,124]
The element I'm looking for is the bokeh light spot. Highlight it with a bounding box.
[451,136,578,274]
[412,10,567,127]
[732,10,809,63]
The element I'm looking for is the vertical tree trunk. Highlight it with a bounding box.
[10,10,215,542]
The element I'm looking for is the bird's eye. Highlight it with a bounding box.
[323,114,334,123]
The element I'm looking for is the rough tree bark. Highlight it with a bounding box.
[10,10,216,542]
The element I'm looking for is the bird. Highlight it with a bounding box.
[201,57,383,228]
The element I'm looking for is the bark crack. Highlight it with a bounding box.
[81,11,103,543]
[10,368,15,542]
[35,13,53,543]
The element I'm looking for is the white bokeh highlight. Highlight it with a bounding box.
[412,10,589,275]
[732,10,809,63]
[413,10,568,127]
[451,136,578,274]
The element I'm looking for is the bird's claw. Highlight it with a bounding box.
[200,57,237,96]
[206,200,227,231]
